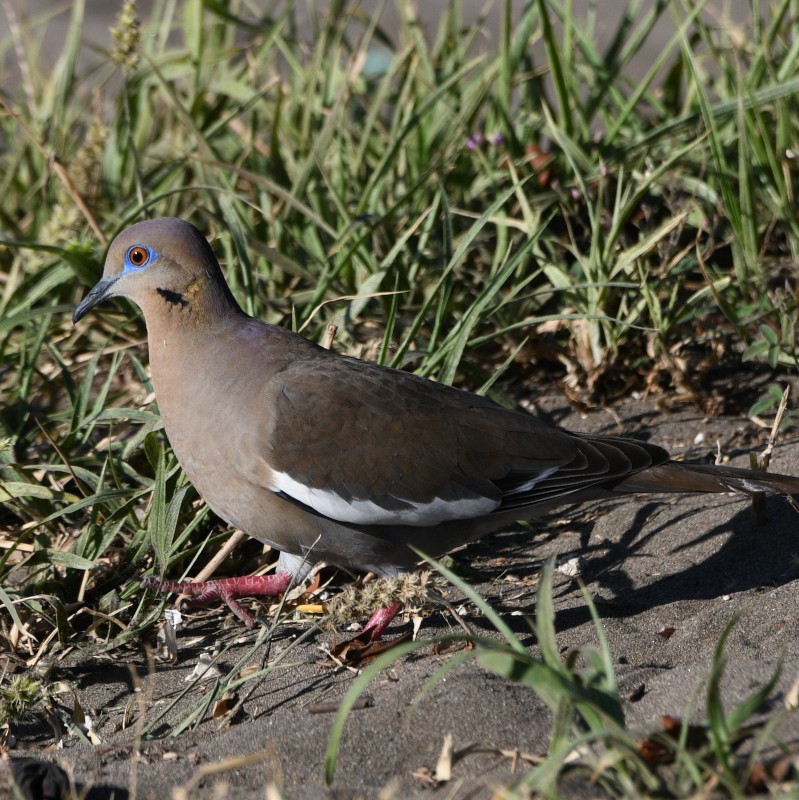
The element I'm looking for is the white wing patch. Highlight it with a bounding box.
[270,469,499,526]
[502,466,560,495]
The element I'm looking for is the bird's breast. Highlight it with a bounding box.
[147,331,261,497]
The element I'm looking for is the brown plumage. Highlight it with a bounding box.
[73,217,799,637]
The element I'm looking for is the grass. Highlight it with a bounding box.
[2,0,799,795]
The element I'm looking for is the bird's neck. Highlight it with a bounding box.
[139,275,244,335]
[140,278,248,380]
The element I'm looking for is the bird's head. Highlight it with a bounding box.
[73,217,241,326]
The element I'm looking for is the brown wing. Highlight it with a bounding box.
[234,329,667,526]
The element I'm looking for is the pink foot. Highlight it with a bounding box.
[361,601,403,641]
[141,571,293,627]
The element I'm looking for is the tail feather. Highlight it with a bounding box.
[616,461,799,496]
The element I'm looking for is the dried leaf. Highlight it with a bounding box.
[212,693,238,719]
[434,733,454,782]
[329,630,412,667]
[186,653,222,682]
[637,736,672,765]
[295,603,325,614]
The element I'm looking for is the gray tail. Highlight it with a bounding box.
[616,461,799,496]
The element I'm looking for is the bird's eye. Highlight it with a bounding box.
[128,246,150,267]
[123,245,159,273]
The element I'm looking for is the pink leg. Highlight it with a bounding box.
[141,571,293,627]
[361,602,402,641]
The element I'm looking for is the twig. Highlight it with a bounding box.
[308,697,373,714]
[755,384,790,471]
[193,530,249,583]
[750,385,790,522]
[322,323,338,350]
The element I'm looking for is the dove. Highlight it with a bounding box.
[73,217,799,638]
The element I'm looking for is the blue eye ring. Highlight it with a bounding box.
[124,245,158,272]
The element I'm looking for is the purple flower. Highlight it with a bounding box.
[466,132,504,151]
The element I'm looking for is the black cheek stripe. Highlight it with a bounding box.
[157,288,189,308]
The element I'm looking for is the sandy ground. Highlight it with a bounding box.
[7,391,799,799]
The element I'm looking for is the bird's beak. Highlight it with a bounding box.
[72,275,121,324]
